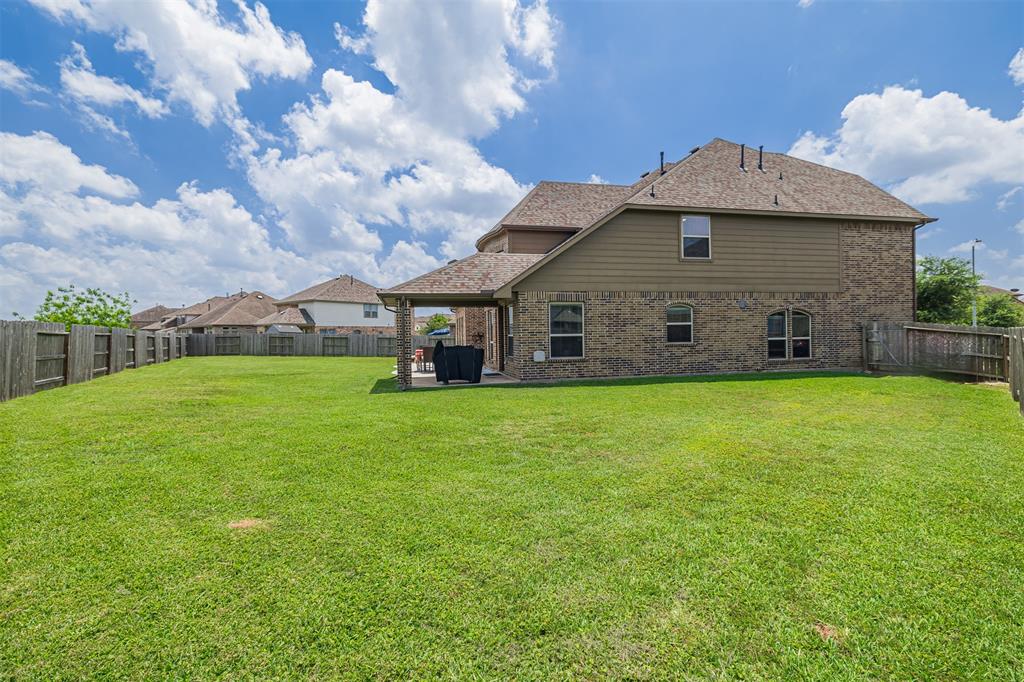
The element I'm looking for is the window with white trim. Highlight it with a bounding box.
[505,305,514,356]
[667,304,693,343]
[767,312,787,359]
[791,311,812,359]
[680,215,711,259]
[549,303,583,358]
[363,303,379,319]
[767,310,812,360]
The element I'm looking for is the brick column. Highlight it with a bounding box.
[396,298,412,390]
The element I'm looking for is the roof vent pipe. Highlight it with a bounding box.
[660,151,665,175]
[773,194,779,206]
[758,145,764,171]
[649,182,656,198]
[740,144,746,172]
[778,172,783,180]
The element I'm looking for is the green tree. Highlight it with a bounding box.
[916,256,980,324]
[419,313,451,333]
[22,285,135,329]
[977,293,1024,328]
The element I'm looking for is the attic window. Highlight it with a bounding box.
[680,215,711,259]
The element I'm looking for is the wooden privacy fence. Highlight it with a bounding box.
[186,333,450,358]
[864,320,1024,417]
[1009,327,1024,416]
[0,320,186,402]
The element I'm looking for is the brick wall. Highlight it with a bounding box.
[452,307,489,348]
[505,221,915,381]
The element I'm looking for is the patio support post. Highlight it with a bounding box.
[396,297,412,390]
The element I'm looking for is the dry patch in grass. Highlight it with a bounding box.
[814,622,841,643]
[227,518,269,530]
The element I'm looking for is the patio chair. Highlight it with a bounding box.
[417,345,434,372]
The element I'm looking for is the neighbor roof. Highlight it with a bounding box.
[255,306,315,327]
[179,291,278,328]
[381,252,543,299]
[131,304,176,324]
[277,274,382,305]
[982,285,1023,303]
[178,293,244,317]
[627,138,932,222]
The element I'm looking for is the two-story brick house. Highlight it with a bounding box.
[380,139,935,388]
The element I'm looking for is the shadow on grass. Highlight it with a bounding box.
[369,369,874,395]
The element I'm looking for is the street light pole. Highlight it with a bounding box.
[971,239,982,327]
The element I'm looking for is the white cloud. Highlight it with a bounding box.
[0,131,137,198]
[948,240,985,255]
[1010,48,1024,86]
[337,0,557,137]
[789,86,1024,205]
[242,0,557,284]
[586,174,606,184]
[59,42,167,118]
[1015,218,1024,236]
[0,131,319,316]
[29,0,312,126]
[797,0,815,7]
[997,186,1022,211]
[916,226,943,240]
[0,59,46,97]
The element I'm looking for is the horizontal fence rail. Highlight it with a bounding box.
[185,333,449,358]
[0,320,186,403]
[865,320,1023,416]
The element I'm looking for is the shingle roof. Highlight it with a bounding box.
[476,181,633,249]
[626,138,931,222]
[131,304,176,324]
[382,252,544,296]
[277,275,382,305]
[178,294,244,317]
[179,292,278,328]
[255,306,315,327]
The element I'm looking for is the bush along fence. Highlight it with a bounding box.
[864,320,1024,415]
[0,320,186,402]
[185,333,451,358]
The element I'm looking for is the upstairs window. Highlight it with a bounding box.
[363,303,379,319]
[667,304,693,343]
[680,215,711,259]
[767,310,812,360]
[549,303,584,358]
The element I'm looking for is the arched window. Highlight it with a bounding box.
[667,304,693,343]
[767,309,812,360]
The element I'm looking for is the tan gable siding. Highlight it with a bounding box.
[507,229,575,254]
[515,209,843,293]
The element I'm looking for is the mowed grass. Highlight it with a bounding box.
[1,358,1022,679]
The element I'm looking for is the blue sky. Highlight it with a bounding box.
[1,0,1021,315]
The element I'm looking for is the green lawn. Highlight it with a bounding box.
[2,358,1022,679]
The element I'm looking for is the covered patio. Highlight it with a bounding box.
[378,252,543,390]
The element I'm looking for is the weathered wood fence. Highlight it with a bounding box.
[1008,327,1024,416]
[0,320,186,402]
[864,321,1024,416]
[186,333,450,358]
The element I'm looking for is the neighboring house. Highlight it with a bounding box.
[137,293,247,332]
[272,275,395,334]
[415,313,454,334]
[130,304,176,330]
[178,292,278,334]
[982,285,1023,305]
[380,138,936,388]
[255,306,315,334]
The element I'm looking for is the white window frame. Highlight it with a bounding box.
[767,311,788,360]
[790,310,812,360]
[680,214,712,260]
[363,303,379,319]
[505,305,514,357]
[766,309,813,360]
[548,302,584,359]
[666,303,694,344]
